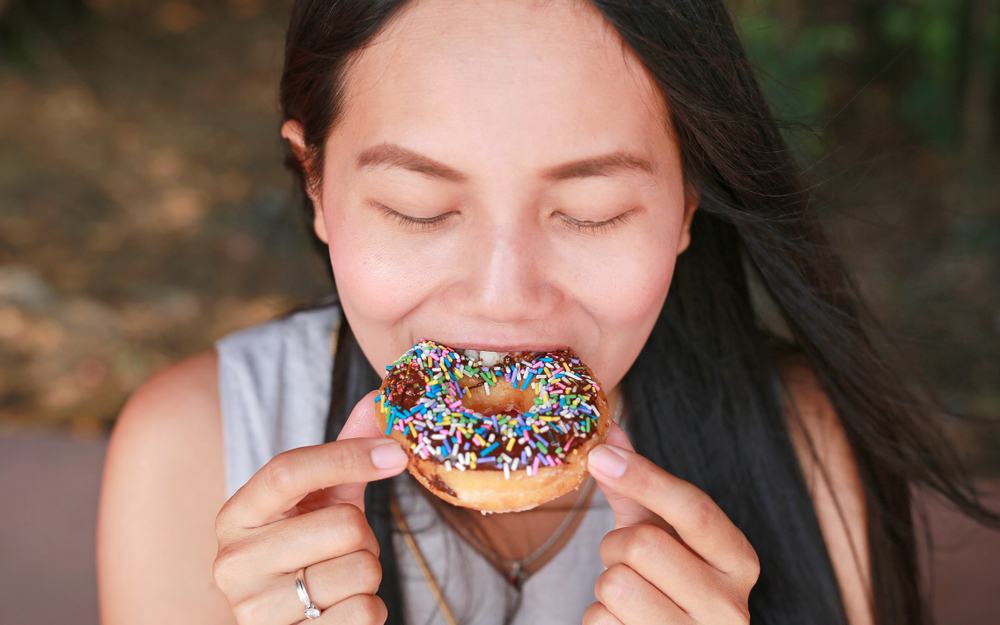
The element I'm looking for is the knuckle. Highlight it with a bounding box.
[337,500,368,527]
[721,597,751,625]
[742,548,761,589]
[353,594,388,624]
[231,597,265,625]
[581,601,612,625]
[211,545,243,589]
[727,542,761,593]
[623,524,662,563]
[690,494,717,531]
[355,551,383,593]
[323,442,357,476]
[214,503,231,537]
[214,500,247,543]
[330,503,369,550]
[595,563,633,605]
[598,526,626,566]
[262,452,297,495]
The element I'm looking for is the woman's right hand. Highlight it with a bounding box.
[212,390,409,624]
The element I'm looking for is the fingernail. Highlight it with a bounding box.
[588,444,627,478]
[371,440,408,469]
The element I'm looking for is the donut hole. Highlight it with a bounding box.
[459,381,536,417]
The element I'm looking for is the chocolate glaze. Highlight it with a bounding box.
[428,473,458,498]
[459,402,593,471]
[381,343,602,472]
[386,362,425,410]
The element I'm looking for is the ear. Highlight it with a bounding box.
[677,183,699,255]
[280,119,329,244]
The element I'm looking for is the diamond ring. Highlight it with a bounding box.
[295,569,322,619]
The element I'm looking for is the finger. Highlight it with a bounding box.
[214,503,380,600]
[326,389,405,512]
[586,429,756,577]
[337,390,388,441]
[589,422,656,528]
[300,593,387,624]
[219,437,406,531]
[234,550,382,625]
[582,601,624,625]
[218,395,407,531]
[594,564,693,625]
[601,524,743,622]
[605,419,634,451]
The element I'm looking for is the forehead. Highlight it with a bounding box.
[333,0,674,180]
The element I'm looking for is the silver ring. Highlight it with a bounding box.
[295,568,322,619]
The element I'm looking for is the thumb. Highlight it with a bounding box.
[590,421,657,529]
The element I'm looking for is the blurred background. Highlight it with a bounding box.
[0,0,997,623]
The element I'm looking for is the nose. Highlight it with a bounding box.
[455,215,561,323]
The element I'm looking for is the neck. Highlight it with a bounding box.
[422,384,621,567]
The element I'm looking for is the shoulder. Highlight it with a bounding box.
[103,349,223,480]
[773,349,875,625]
[101,349,223,499]
[97,349,236,623]
[773,350,859,500]
[98,302,342,623]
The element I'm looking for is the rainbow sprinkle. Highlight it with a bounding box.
[374,340,603,479]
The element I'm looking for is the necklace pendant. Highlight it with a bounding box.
[508,561,525,589]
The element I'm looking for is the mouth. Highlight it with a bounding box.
[461,349,515,367]
[436,344,572,367]
[459,349,559,367]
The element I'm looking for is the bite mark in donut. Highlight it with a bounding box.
[374,339,610,512]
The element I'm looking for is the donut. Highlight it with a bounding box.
[373,339,610,513]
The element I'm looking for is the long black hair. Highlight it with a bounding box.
[277,2,1000,624]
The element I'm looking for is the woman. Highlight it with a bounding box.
[97,1,998,624]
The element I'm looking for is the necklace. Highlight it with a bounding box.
[389,476,594,624]
[388,395,625,620]
[499,476,596,588]
[389,492,460,625]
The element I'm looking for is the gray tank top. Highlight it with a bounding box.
[215,304,618,625]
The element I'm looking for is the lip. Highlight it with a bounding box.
[426,340,572,353]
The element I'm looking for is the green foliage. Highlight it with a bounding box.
[0,0,90,72]
[738,14,859,124]
[882,0,965,147]
[734,0,997,153]
[736,10,860,158]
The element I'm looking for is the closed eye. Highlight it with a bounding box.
[371,201,457,231]
[557,208,637,234]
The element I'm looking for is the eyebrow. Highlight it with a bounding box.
[355,142,655,183]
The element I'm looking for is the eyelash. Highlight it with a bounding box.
[375,202,455,231]
[375,201,635,234]
[558,209,636,234]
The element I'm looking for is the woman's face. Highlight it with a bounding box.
[283,0,697,408]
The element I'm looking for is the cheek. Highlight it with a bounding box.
[598,251,676,324]
[575,215,681,328]
[565,208,683,387]
[324,205,445,326]
[577,237,676,369]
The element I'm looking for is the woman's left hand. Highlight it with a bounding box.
[583,422,760,625]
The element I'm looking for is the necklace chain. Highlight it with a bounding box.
[389,491,459,625]
[449,395,622,586]
[493,475,596,586]
[389,394,625,618]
